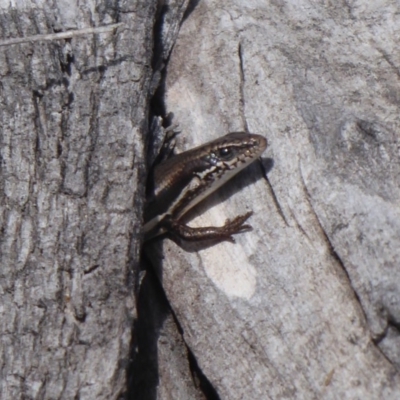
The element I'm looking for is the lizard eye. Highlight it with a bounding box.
[218,147,233,159]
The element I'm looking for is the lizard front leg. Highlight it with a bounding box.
[163,211,253,242]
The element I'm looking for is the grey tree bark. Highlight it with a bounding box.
[0,1,168,398]
[145,0,400,399]
[2,0,400,399]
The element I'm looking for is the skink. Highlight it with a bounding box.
[143,131,267,242]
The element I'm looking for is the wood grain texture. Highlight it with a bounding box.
[0,2,156,398]
[2,0,400,398]
[150,0,400,398]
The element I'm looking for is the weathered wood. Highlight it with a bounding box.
[0,2,157,398]
[151,0,400,398]
[131,268,205,399]
[3,0,400,399]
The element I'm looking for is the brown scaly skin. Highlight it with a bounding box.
[143,132,267,243]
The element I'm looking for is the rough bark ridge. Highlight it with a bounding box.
[0,2,156,398]
[2,0,400,399]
